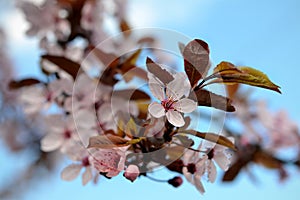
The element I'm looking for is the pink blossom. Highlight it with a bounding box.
[182,148,206,194]
[148,72,197,127]
[61,142,96,185]
[256,101,299,150]
[17,0,69,38]
[41,114,78,152]
[91,149,126,177]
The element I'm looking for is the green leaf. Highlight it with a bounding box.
[211,61,281,93]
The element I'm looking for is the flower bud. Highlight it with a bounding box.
[124,165,140,182]
[168,176,183,188]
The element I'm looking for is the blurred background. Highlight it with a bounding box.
[0,0,300,199]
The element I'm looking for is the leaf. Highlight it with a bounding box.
[213,61,242,75]
[99,67,119,86]
[165,146,186,161]
[223,144,258,182]
[222,157,251,182]
[212,61,281,93]
[146,57,174,84]
[190,89,235,112]
[88,45,118,67]
[96,49,144,85]
[119,19,131,37]
[41,55,82,79]
[113,89,150,101]
[238,67,281,93]
[87,135,129,149]
[226,84,240,100]
[9,78,42,90]
[183,39,210,88]
[253,150,283,169]
[120,49,142,74]
[180,130,237,150]
[123,67,148,82]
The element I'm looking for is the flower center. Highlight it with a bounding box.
[207,149,215,160]
[161,98,175,111]
[64,129,72,139]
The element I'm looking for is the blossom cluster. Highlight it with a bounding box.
[0,0,298,197]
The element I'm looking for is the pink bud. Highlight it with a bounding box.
[124,165,140,182]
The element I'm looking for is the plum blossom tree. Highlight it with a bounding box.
[0,0,299,199]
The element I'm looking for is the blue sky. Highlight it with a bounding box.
[1,0,300,199]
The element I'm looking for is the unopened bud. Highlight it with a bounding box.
[124,165,140,182]
[168,176,183,188]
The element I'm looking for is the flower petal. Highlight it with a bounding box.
[182,167,193,183]
[173,98,197,113]
[214,153,231,171]
[148,102,165,118]
[61,164,82,181]
[166,73,189,100]
[41,133,64,152]
[148,73,165,101]
[82,167,93,186]
[166,110,184,127]
[207,160,217,183]
[194,174,205,194]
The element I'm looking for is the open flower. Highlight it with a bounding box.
[182,148,206,194]
[148,72,197,127]
[61,142,97,186]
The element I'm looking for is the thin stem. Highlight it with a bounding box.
[194,72,221,91]
[144,174,168,183]
[171,141,206,153]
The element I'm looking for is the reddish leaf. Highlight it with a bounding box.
[223,144,258,182]
[222,156,251,182]
[183,39,210,87]
[191,89,235,112]
[253,150,283,169]
[88,45,118,67]
[113,89,150,101]
[226,84,240,100]
[120,19,131,37]
[99,67,119,86]
[180,130,237,150]
[146,57,174,84]
[41,55,82,79]
[9,78,42,90]
[119,49,142,75]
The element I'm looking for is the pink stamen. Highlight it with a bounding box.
[161,98,175,111]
